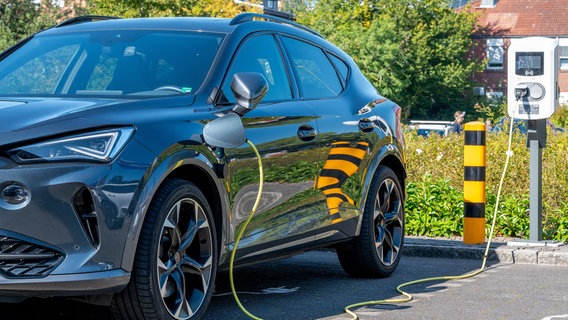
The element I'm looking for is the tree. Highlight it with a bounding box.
[297,0,483,121]
[0,0,83,52]
[1,0,43,51]
[88,0,262,18]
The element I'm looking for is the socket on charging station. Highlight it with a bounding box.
[507,36,559,120]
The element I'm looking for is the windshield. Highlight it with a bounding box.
[0,30,224,97]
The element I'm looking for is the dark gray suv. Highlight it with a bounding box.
[0,13,406,320]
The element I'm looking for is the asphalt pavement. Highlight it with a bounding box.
[404,236,568,265]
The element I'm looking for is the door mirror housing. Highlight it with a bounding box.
[231,72,268,116]
[202,72,268,148]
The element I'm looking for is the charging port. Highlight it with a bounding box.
[515,85,529,101]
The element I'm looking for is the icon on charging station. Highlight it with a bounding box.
[507,37,559,120]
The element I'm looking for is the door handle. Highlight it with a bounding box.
[297,125,317,141]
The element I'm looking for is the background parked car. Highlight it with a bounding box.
[408,120,454,137]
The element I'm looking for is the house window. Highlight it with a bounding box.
[486,91,503,101]
[560,46,568,70]
[486,38,504,69]
[486,91,503,107]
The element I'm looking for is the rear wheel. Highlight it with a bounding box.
[337,165,404,278]
[112,179,217,320]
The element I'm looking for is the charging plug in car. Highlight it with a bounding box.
[515,84,529,101]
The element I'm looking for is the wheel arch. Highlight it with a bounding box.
[121,149,228,272]
[167,163,226,256]
[379,153,406,196]
[360,144,406,215]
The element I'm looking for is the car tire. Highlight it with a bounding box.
[336,165,404,278]
[111,179,217,320]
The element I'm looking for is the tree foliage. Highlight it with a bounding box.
[0,0,62,51]
[88,0,261,18]
[296,0,483,121]
[0,0,88,52]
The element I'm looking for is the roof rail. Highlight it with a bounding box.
[55,15,120,28]
[230,12,322,38]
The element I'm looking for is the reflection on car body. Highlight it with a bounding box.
[317,141,369,224]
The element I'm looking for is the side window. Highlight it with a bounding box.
[328,54,349,85]
[282,37,343,99]
[222,34,292,103]
[86,53,118,91]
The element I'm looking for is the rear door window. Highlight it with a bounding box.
[281,37,343,99]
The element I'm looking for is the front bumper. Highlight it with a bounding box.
[0,142,151,292]
[0,268,130,298]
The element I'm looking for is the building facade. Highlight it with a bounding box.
[466,0,568,105]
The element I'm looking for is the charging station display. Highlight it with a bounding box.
[507,37,559,120]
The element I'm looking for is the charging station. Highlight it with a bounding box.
[507,37,559,120]
[507,37,559,243]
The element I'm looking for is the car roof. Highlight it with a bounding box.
[41,16,237,35]
[28,13,349,65]
[39,13,323,39]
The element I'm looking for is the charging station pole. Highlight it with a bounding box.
[527,120,546,241]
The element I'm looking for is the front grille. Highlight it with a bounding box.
[0,235,64,278]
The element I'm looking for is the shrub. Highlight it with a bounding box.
[405,174,463,238]
[404,126,568,241]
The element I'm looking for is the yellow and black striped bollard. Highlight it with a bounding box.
[463,122,486,244]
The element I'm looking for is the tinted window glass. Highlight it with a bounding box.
[222,34,292,103]
[0,31,223,96]
[328,54,349,85]
[282,37,342,99]
[0,39,81,94]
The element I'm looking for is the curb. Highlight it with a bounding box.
[403,237,568,266]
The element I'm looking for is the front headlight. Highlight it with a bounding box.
[8,128,135,163]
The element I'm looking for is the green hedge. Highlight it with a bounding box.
[404,127,568,241]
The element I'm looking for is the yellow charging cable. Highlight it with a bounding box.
[229,139,264,320]
[344,117,517,319]
[230,116,516,320]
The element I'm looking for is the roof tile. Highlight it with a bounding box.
[471,0,568,36]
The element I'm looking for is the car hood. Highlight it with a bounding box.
[0,96,196,146]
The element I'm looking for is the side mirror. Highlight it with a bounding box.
[202,73,268,148]
[203,113,246,148]
[231,72,269,116]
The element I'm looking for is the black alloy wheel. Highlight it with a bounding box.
[336,165,404,278]
[112,179,217,320]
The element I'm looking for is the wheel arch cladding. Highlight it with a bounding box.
[379,154,406,196]
[168,164,225,254]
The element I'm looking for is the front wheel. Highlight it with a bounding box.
[337,165,404,278]
[112,179,218,319]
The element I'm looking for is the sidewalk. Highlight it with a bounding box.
[404,236,568,266]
